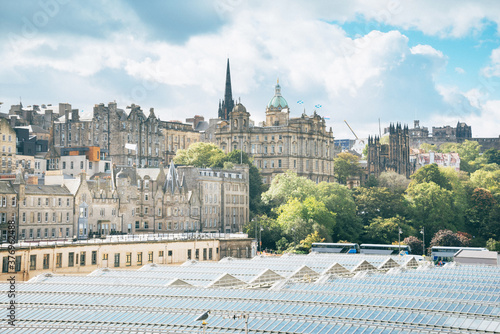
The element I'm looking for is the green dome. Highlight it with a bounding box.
[267,82,288,110]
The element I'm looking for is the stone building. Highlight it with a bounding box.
[367,123,412,178]
[53,102,164,168]
[179,164,250,233]
[215,80,335,184]
[0,180,17,242]
[14,170,74,240]
[0,118,16,174]
[161,120,201,165]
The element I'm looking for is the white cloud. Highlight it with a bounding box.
[482,46,500,77]
[455,67,465,74]
[0,1,498,141]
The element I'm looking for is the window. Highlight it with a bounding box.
[187,249,192,260]
[80,252,86,266]
[2,257,8,273]
[56,253,62,268]
[114,253,120,267]
[135,221,140,229]
[91,251,97,265]
[102,253,108,261]
[159,251,164,258]
[67,199,70,206]
[137,252,143,265]
[30,255,37,270]
[43,254,50,269]
[126,252,131,266]
[15,256,21,272]
[148,251,153,263]
[68,253,74,267]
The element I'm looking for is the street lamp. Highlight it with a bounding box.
[420,227,425,257]
[398,227,403,255]
[259,226,263,253]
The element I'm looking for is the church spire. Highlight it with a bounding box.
[219,58,234,120]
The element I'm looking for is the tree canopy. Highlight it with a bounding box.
[334,152,362,184]
[173,142,225,167]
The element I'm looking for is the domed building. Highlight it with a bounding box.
[215,65,336,185]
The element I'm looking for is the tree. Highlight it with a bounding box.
[353,187,408,228]
[364,216,415,244]
[470,168,500,200]
[441,140,486,173]
[466,188,500,240]
[378,171,410,193]
[334,152,361,184]
[483,148,500,165]
[430,229,471,248]
[405,182,456,245]
[173,142,225,167]
[317,182,363,242]
[243,215,283,251]
[409,163,452,191]
[275,197,336,242]
[295,231,325,254]
[486,238,500,252]
[403,236,423,255]
[261,171,317,207]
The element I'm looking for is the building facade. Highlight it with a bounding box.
[161,120,201,165]
[215,81,335,184]
[180,164,250,234]
[367,123,412,178]
[0,118,16,174]
[53,102,164,168]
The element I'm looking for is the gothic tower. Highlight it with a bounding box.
[218,59,235,121]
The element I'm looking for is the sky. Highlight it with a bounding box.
[1,0,500,139]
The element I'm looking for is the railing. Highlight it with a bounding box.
[0,232,249,249]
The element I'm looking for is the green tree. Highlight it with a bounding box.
[409,163,452,190]
[470,168,500,200]
[296,231,325,254]
[440,167,474,231]
[441,140,486,173]
[466,188,500,239]
[483,148,500,165]
[334,152,362,184]
[261,171,317,207]
[243,215,283,251]
[353,187,408,227]
[406,182,456,244]
[317,182,362,242]
[378,171,410,193]
[364,216,415,244]
[173,142,225,167]
[486,238,500,252]
[275,197,336,242]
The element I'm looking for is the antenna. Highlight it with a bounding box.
[378,118,381,137]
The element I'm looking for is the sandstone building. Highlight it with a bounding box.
[215,80,335,184]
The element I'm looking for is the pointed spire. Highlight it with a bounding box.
[219,58,234,121]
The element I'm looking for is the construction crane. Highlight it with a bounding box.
[344,120,359,140]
